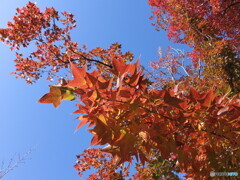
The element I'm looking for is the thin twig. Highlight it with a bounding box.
[0,148,34,179]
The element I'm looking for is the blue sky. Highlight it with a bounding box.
[0,1,188,179]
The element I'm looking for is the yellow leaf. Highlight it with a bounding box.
[98,114,107,126]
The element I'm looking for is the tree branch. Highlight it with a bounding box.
[0,148,34,179]
[68,47,113,68]
[223,2,240,15]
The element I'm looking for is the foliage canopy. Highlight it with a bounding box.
[0,1,239,179]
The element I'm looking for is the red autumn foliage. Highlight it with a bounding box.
[149,0,240,92]
[1,2,240,179]
[149,0,240,49]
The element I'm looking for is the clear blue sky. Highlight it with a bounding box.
[0,1,188,179]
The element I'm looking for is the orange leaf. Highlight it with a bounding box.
[38,86,62,108]
[112,58,127,76]
[98,78,113,90]
[199,88,215,107]
[97,114,108,126]
[164,90,184,109]
[189,87,200,101]
[76,116,89,131]
[87,90,99,102]
[86,72,98,88]
[91,135,100,146]
[67,63,87,88]
[128,73,141,86]
[115,129,127,142]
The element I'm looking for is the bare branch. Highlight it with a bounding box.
[0,148,34,179]
[167,67,176,81]
[180,59,190,77]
